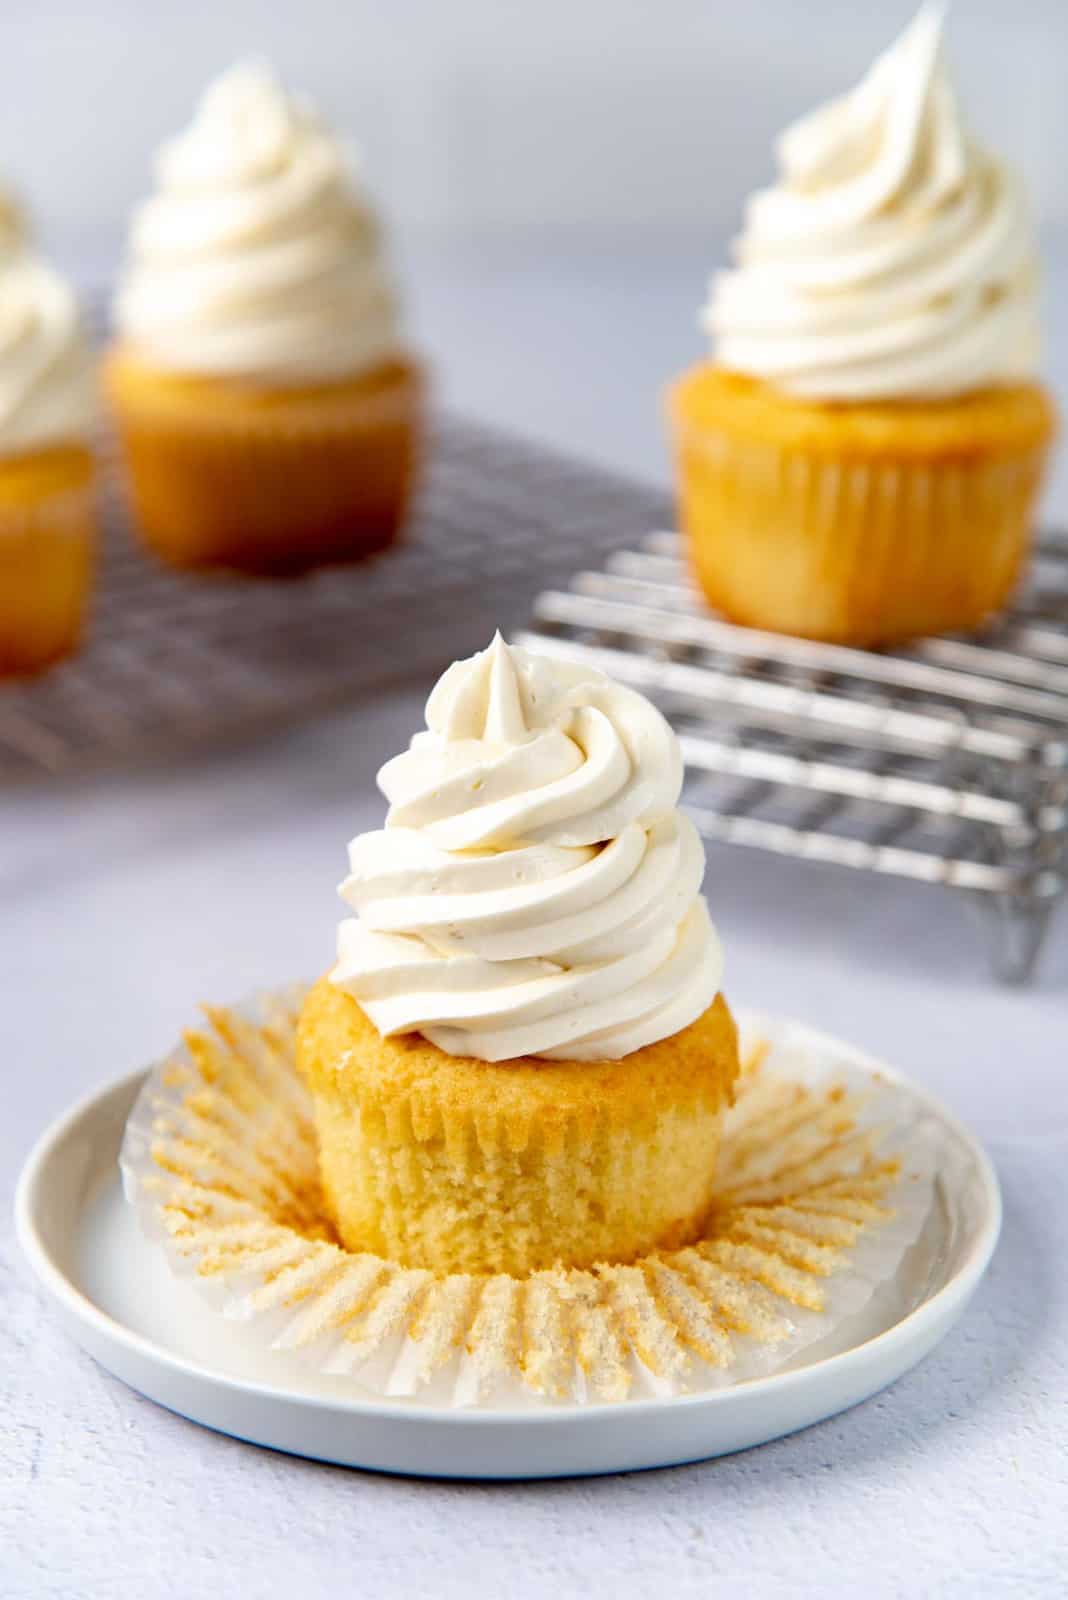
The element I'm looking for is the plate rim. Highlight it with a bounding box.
[14,1013,1002,1428]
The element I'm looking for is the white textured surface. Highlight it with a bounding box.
[3,241,1068,1595]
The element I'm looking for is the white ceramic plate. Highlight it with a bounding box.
[15,1023,1000,1479]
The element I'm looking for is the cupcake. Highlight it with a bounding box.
[0,191,97,674]
[669,6,1057,645]
[298,633,738,1276]
[106,62,421,573]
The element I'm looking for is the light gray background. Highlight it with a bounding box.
[3,3,1068,1596]
[3,0,1068,259]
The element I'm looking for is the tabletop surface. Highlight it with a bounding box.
[2,235,1067,1599]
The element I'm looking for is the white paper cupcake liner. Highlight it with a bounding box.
[671,406,1049,642]
[120,987,943,1408]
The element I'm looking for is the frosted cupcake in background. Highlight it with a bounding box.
[106,62,421,573]
[668,5,1057,645]
[0,191,97,673]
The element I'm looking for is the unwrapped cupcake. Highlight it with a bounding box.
[668,5,1057,645]
[298,633,738,1275]
[0,190,97,674]
[106,62,421,573]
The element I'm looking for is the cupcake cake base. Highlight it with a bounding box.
[669,366,1056,646]
[298,979,739,1276]
[0,444,95,675]
[105,352,422,574]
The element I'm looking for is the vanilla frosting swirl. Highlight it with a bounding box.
[114,61,402,382]
[332,635,724,1062]
[705,5,1041,401]
[0,196,95,456]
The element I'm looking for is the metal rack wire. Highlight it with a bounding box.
[519,533,1068,983]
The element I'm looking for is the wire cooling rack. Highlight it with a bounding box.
[518,533,1068,984]
[0,415,672,780]
[5,406,1066,980]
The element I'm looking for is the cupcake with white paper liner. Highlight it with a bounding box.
[668,5,1057,645]
[121,636,941,1406]
[121,988,940,1407]
[0,188,97,673]
[106,61,421,573]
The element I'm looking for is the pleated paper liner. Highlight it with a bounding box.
[666,367,1055,644]
[120,988,942,1408]
[0,453,96,674]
